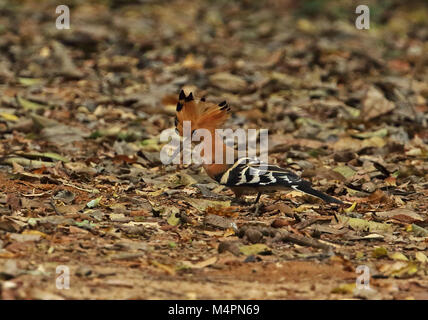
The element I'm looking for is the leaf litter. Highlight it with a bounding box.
[0,0,428,300]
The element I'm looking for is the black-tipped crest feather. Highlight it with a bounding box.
[185,92,194,102]
[179,90,186,100]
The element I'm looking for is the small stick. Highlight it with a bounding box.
[49,200,60,215]
[276,229,332,251]
[59,179,98,193]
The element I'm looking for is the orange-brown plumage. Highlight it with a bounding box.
[175,90,233,181]
[174,90,343,208]
[175,91,230,136]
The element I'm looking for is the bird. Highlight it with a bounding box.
[173,90,343,214]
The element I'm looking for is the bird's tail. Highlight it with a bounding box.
[292,180,343,204]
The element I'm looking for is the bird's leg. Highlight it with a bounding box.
[250,192,263,216]
[254,192,261,204]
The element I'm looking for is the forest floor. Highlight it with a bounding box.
[0,0,428,299]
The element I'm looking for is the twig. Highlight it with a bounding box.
[275,229,332,251]
[58,179,99,193]
[49,200,60,215]
[22,191,52,197]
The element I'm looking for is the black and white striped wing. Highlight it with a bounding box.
[218,157,343,204]
[218,157,303,188]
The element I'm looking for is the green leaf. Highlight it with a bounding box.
[86,197,102,208]
[372,247,388,258]
[75,220,96,230]
[344,202,357,213]
[0,112,19,121]
[333,166,356,179]
[18,77,43,86]
[409,224,428,237]
[337,215,393,233]
[390,262,418,278]
[167,212,180,226]
[343,106,360,118]
[17,96,48,111]
[89,131,102,139]
[389,252,408,261]
[28,218,38,227]
[239,244,271,256]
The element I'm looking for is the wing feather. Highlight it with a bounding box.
[220,157,302,187]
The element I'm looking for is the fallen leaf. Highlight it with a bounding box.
[149,260,176,275]
[17,96,48,111]
[9,233,42,242]
[210,72,247,92]
[415,252,428,263]
[338,215,393,233]
[181,256,217,269]
[389,252,409,261]
[372,247,388,259]
[206,206,239,218]
[0,112,19,121]
[331,283,356,294]
[408,224,428,237]
[87,197,102,208]
[204,214,236,230]
[362,86,395,121]
[185,197,231,212]
[377,208,423,223]
[333,166,356,179]
[239,244,271,256]
[344,202,357,213]
[167,212,180,226]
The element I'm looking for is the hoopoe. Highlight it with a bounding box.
[173,90,343,213]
